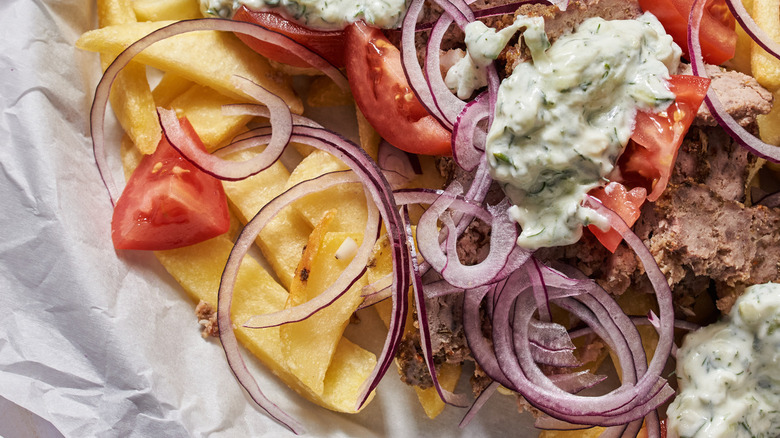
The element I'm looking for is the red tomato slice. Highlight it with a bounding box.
[345,21,453,156]
[618,75,710,201]
[588,183,648,253]
[111,117,230,250]
[232,6,346,68]
[639,0,736,65]
[590,75,709,252]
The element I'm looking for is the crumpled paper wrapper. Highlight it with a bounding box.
[0,1,539,436]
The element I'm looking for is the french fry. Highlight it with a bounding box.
[156,76,312,289]
[154,235,377,412]
[286,150,370,232]
[414,363,462,419]
[168,84,253,150]
[152,72,194,107]
[728,0,754,75]
[97,0,161,155]
[307,75,354,107]
[133,0,202,21]
[221,147,313,289]
[758,91,780,145]
[281,213,368,395]
[750,0,780,91]
[76,21,304,114]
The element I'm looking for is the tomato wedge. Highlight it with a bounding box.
[618,75,710,201]
[111,117,230,250]
[589,75,710,252]
[233,6,346,68]
[345,21,453,156]
[588,183,648,253]
[639,0,737,65]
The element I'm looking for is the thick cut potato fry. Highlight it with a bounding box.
[414,363,462,419]
[751,0,780,91]
[152,72,194,107]
[168,84,253,151]
[97,0,161,155]
[307,75,354,107]
[154,236,376,412]
[281,215,368,395]
[286,150,369,232]
[729,0,754,75]
[356,107,381,161]
[133,0,202,21]
[758,91,780,145]
[76,21,303,114]
[221,147,313,289]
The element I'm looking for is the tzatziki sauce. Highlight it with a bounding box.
[200,0,408,30]
[484,12,680,249]
[666,283,780,438]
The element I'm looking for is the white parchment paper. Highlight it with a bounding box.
[0,1,540,436]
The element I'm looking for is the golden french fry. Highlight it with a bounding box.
[220,146,313,289]
[168,84,253,150]
[414,363,462,419]
[97,0,161,155]
[154,236,377,412]
[307,75,354,107]
[133,0,202,21]
[98,0,134,26]
[152,72,194,107]
[539,427,607,438]
[281,214,368,395]
[76,21,303,114]
[286,150,370,232]
[357,107,381,161]
[758,91,780,145]
[751,0,780,91]
[729,0,754,75]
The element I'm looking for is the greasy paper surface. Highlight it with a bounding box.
[0,1,540,436]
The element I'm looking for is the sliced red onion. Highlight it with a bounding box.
[452,92,489,172]
[424,10,468,125]
[90,18,347,204]
[378,141,417,189]
[414,185,524,289]
[528,319,576,353]
[688,0,780,163]
[527,257,552,322]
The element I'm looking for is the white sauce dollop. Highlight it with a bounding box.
[200,0,408,30]
[484,12,679,249]
[666,283,780,438]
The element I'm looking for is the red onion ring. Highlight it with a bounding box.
[452,92,489,172]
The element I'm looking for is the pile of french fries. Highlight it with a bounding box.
[77,0,454,419]
[77,0,780,431]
